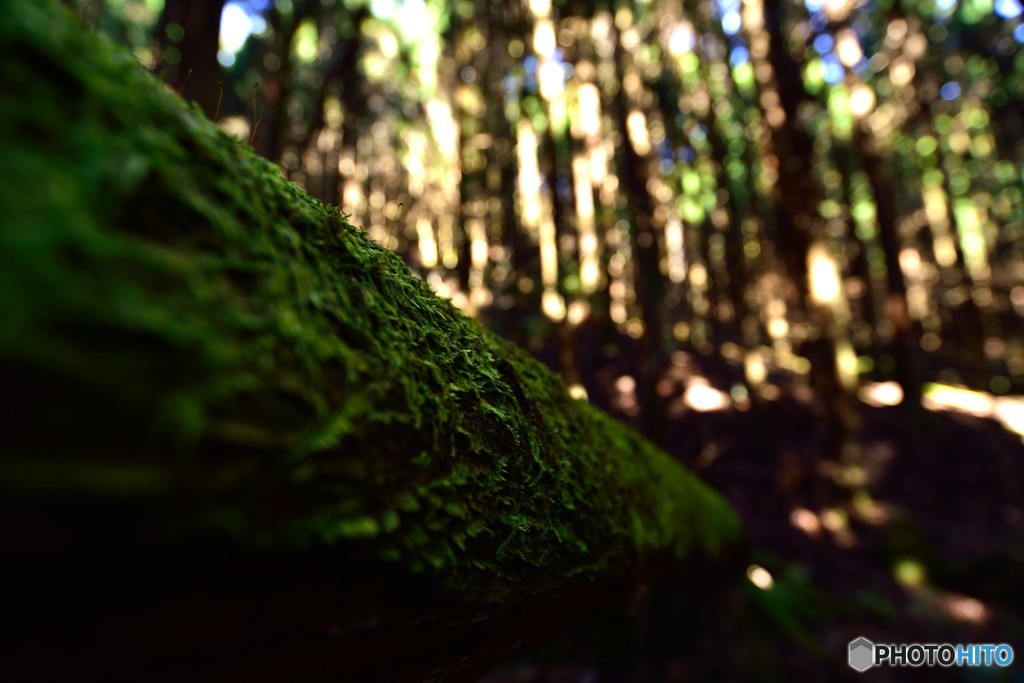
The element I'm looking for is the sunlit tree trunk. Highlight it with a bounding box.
[543,109,584,386]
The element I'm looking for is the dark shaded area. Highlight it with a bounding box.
[2,506,685,682]
[484,327,1024,680]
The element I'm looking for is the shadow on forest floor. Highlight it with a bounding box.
[483,340,1024,682]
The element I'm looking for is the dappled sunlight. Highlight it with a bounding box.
[106,0,1024,416]
[819,507,857,548]
[613,374,640,417]
[859,381,904,407]
[790,507,823,539]
[746,564,774,590]
[894,558,927,589]
[683,377,732,412]
[850,492,891,525]
[924,383,1024,439]
[936,592,990,625]
[808,243,843,307]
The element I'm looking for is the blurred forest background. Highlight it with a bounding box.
[68,0,1024,678]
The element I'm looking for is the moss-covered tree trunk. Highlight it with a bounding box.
[0,2,740,679]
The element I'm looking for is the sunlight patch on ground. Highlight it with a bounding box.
[683,377,732,412]
[746,564,774,590]
[790,507,823,538]
[923,383,1024,440]
[859,380,904,406]
[935,592,989,625]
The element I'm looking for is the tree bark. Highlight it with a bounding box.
[155,0,227,113]
[762,0,859,451]
[855,129,922,409]
[612,22,668,446]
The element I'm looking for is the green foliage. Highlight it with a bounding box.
[744,562,831,655]
[0,0,739,601]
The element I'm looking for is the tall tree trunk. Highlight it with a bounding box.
[156,0,226,113]
[612,23,666,445]
[762,0,859,451]
[492,0,538,346]
[856,129,922,409]
[259,0,323,164]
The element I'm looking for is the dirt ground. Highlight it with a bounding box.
[482,342,1024,682]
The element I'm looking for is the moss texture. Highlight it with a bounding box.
[0,0,739,602]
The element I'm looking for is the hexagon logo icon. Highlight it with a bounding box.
[849,637,875,672]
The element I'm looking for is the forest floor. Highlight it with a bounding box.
[482,335,1024,682]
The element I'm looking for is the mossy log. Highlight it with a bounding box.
[0,2,740,679]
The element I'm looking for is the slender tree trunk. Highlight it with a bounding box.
[488,2,537,345]
[156,0,226,113]
[612,24,666,445]
[856,129,922,409]
[762,0,858,452]
[260,1,323,164]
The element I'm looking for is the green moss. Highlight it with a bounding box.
[0,0,739,601]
